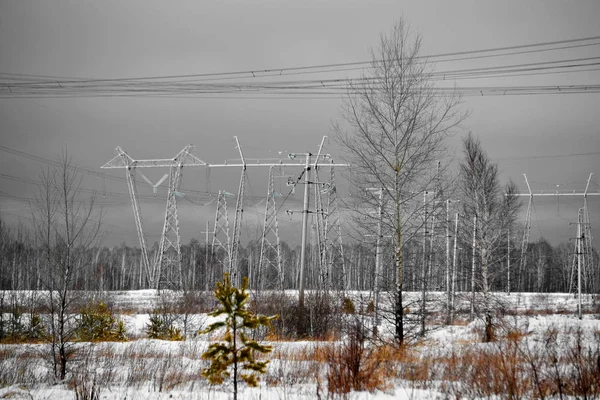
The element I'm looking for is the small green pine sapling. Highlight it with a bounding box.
[201,274,277,399]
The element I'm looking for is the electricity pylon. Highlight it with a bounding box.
[323,161,346,289]
[313,137,329,287]
[211,136,347,291]
[230,137,247,286]
[258,166,283,290]
[210,135,348,308]
[582,174,595,293]
[309,137,346,290]
[212,190,232,284]
[284,141,349,310]
[513,173,599,295]
[101,145,207,290]
[570,173,595,293]
[519,174,533,292]
[209,137,248,286]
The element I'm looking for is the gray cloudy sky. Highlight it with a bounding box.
[1,0,599,249]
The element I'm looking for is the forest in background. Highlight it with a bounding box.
[1,217,598,294]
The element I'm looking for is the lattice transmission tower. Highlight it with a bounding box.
[211,190,232,287]
[322,161,346,289]
[209,135,348,302]
[210,137,248,286]
[570,173,596,293]
[313,138,330,287]
[514,173,598,296]
[258,166,284,290]
[308,137,346,290]
[101,145,206,290]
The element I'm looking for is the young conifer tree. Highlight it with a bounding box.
[201,273,276,399]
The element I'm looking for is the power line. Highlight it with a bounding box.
[2,41,600,101]
[0,144,125,183]
[495,151,600,161]
[3,84,599,99]
[2,35,599,86]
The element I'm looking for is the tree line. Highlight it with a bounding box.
[1,215,597,294]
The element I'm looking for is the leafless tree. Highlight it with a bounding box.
[334,19,466,344]
[31,151,103,380]
[459,133,520,341]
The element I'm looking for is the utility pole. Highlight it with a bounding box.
[470,214,477,319]
[570,207,588,319]
[446,200,451,299]
[445,200,458,323]
[507,225,511,295]
[420,190,430,337]
[450,212,459,323]
[577,208,583,319]
[282,139,348,314]
[200,221,211,291]
[298,152,311,310]
[519,174,533,294]
[582,173,594,294]
[374,187,383,333]
[230,137,247,286]
[365,187,384,334]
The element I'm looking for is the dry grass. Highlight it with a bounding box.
[0,303,598,399]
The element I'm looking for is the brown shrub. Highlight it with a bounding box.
[251,290,342,340]
[323,320,392,395]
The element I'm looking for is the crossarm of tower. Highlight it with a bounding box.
[101,145,207,169]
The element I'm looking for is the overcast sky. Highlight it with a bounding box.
[1,0,599,251]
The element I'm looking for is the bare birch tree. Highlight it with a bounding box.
[459,133,520,341]
[335,20,466,344]
[32,152,103,380]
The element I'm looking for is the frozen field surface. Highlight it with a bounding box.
[1,291,599,399]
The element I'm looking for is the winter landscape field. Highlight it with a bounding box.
[1,290,599,399]
[2,2,600,400]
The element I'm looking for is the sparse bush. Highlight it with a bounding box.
[68,345,106,400]
[0,292,46,343]
[0,292,26,343]
[560,326,600,398]
[76,301,127,342]
[146,308,184,341]
[69,371,102,400]
[324,319,391,395]
[177,290,208,338]
[27,312,47,341]
[0,347,41,386]
[250,291,297,340]
[251,290,342,340]
[304,291,343,339]
[365,299,375,314]
[342,297,355,314]
[144,291,207,340]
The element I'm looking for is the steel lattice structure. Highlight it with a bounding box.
[258,166,284,290]
[231,170,247,286]
[212,190,232,284]
[210,135,348,297]
[323,162,346,290]
[514,173,598,295]
[101,145,206,290]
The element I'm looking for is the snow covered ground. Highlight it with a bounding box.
[0,291,598,399]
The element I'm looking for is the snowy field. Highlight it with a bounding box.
[1,290,599,399]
